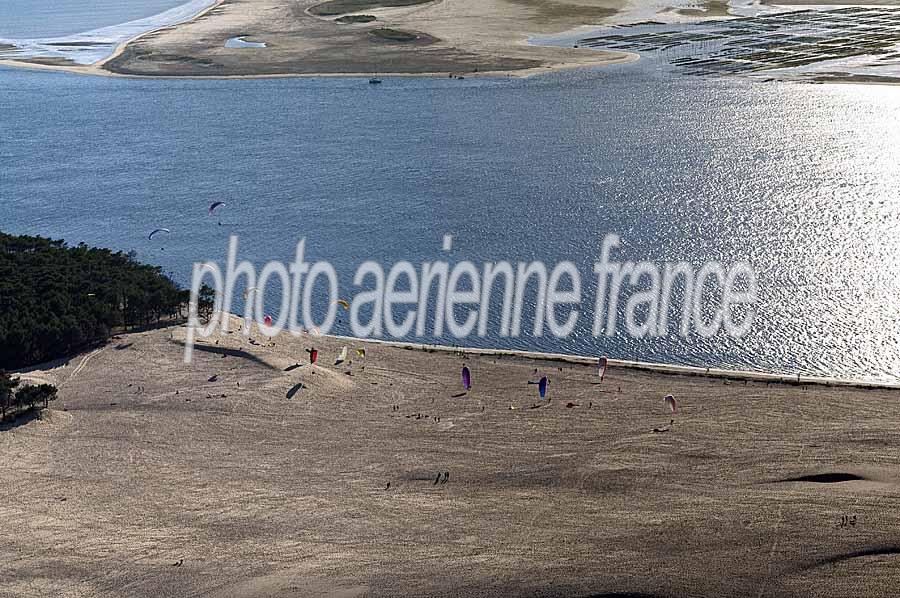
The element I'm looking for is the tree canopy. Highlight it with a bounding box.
[0,371,57,422]
[0,232,190,369]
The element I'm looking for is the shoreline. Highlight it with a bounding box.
[95,0,227,70]
[265,333,900,391]
[16,319,900,391]
[0,50,639,80]
[196,314,900,391]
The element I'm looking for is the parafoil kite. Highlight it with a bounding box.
[462,365,471,391]
[335,346,348,365]
[148,228,170,240]
[208,201,226,216]
[664,394,677,414]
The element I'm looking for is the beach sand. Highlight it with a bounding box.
[102,0,639,78]
[1,0,639,78]
[3,319,900,596]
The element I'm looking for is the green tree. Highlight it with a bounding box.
[16,383,58,411]
[0,371,19,421]
[0,232,188,369]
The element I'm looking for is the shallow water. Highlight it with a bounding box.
[0,0,216,65]
[0,0,192,39]
[1,62,899,382]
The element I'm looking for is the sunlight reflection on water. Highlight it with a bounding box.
[1,65,899,382]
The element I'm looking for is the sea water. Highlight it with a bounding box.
[2,50,899,382]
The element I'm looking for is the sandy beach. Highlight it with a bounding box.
[0,0,641,78]
[103,0,641,77]
[4,318,900,597]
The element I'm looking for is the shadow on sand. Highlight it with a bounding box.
[796,545,900,571]
[170,340,278,370]
[774,473,866,484]
[0,408,44,432]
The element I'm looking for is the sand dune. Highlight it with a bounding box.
[3,323,900,596]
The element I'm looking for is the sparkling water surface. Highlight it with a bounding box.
[2,56,899,382]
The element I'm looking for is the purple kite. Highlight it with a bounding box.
[462,365,471,391]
